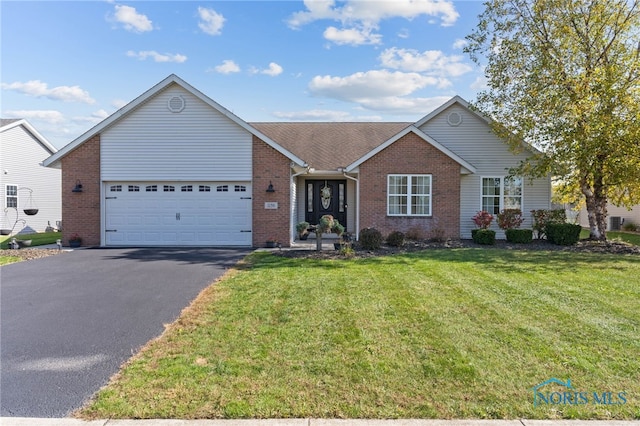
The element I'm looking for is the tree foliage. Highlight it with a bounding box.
[465,0,640,240]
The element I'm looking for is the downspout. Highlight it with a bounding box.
[290,164,309,244]
[343,172,359,241]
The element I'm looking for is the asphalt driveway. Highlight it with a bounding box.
[0,247,250,418]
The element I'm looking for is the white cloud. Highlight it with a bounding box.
[470,75,488,91]
[356,95,452,114]
[309,70,439,101]
[111,99,128,109]
[323,26,382,45]
[250,62,284,77]
[3,110,65,123]
[453,38,468,49]
[198,7,225,36]
[288,0,459,46]
[379,48,473,77]
[113,5,153,33]
[1,80,96,104]
[126,50,187,63]
[212,60,241,74]
[273,109,355,121]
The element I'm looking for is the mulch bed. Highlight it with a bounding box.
[274,238,640,260]
[1,248,67,262]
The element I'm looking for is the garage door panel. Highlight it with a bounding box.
[105,182,252,246]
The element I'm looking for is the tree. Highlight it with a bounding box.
[465,0,640,240]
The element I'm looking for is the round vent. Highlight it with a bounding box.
[447,111,463,126]
[167,96,185,113]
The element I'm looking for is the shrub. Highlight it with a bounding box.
[472,210,494,229]
[546,223,582,245]
[471,229,496,245]
[429,227,446,242]
[622,221,638,232]
[405,226,424,240]
[505,229,533,244]
[359,227,383,250]
[386,231,406,247]
[497,209,524,230]
[531,209,566,239]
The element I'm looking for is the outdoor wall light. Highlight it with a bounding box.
[72,180,83,193]
[266,181,275,193]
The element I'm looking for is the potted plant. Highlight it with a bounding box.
[332,220,345,249]
[266,237,278,248]
[315,214,335,251]
[296,221,310,240]
[69,233,82,248]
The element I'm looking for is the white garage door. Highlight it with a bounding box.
[104,182,252,246]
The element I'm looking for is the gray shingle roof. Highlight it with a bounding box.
[1,118,22,128]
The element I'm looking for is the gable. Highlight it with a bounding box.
[418,103,533,175]
[101,83,253,181]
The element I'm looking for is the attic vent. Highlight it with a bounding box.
[167,96,185,113]
[447,111,463,127]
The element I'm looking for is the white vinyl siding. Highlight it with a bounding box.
[387,174,432,216]
[101,84,253,181]
[418,104,551,238]
[0,123,61,233]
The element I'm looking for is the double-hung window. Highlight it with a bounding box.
[387,174,432,216]
[5,185,18,208]
[481,176,522,214]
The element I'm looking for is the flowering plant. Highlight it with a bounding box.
[472,210,494,229]
[69,233,82,242]
[497,208,524,230]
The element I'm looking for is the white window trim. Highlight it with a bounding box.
[480,176,523,213]
[5,184,18,208]
[387,174,432,217]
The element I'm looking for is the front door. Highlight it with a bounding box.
[305,180,347,230]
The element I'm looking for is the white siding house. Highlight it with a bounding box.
[416,97,552,239]
[0,119,61,234]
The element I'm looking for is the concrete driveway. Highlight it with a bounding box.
[0,247,250,418]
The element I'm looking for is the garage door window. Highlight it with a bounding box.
[199,185,210,192]
[217,185,228,192]
[146,185,157,192]
[164,185,175,192]
[181,185,193,192]
[128,185,140,192]
[110,185,122,192]
[235,185,247,192]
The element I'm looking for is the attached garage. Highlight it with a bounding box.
[104,182,252,246]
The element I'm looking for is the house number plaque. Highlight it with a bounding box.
[264,202,278,209]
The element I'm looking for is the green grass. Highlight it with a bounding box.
[0,231,61,249]
[79,249,640,420]
[579,228,640,246]
[0,231,61,265]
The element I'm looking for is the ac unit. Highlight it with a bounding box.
[610,216,622,231]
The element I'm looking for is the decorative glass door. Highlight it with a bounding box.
[305,180,347,229]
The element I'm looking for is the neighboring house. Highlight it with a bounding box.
[43,74,551,247]
[577,203,640,230]
[1,118,61,235]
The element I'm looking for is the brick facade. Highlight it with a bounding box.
[61,135,101,247]
[358,131,460,239]
[252,136,292,247]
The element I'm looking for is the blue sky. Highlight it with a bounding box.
[1,0,488,149]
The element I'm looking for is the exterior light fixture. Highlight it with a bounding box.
[72,180,83,193]
[266,181,275,193]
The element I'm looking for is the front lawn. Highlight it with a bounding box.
[79,249,640,420]
[0,231,61,249]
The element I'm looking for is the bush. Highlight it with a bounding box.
[531,209,566,239]
[386,231,406,247]
[472,210,494,229]
[359,227,383,250]
[405,226,424,240]
[622,221,638,232]
[497,209,524,230]
[546,223,582,245]
[471,229,496,245]
[505,229,533,244]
